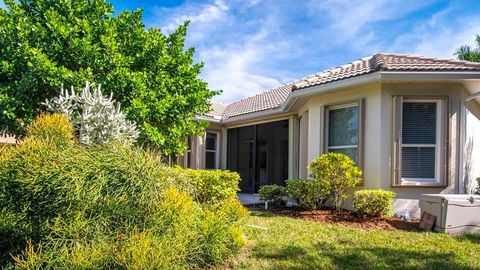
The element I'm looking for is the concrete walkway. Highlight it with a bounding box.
[237,193,262,205]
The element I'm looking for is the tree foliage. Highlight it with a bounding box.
[0,0,219,155]
[455,34,480,62]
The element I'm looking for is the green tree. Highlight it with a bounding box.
[0,0,219,156]
[455,34,480,62]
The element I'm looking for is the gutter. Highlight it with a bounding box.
[195,116,221,123]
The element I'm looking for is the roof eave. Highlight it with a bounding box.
[282,72,381,111]
[195,116,222,123]
[213,70,480,124]
[282,70,480,111]
[380,70,480,80]
[220,108,286,124]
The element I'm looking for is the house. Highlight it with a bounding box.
[181,53,480,217]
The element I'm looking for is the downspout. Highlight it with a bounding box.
[459,90,480,194]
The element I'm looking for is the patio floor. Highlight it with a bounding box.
[237,193,262,205]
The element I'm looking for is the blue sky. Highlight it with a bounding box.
[3,0,480,103]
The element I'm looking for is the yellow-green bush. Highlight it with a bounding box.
[258,184,287,208]
[352,189,396,218]
[25,113,74,148]
[286,180,326,210]
[309,153,362,212]
[178,168,240,204]
[0,114,246,269]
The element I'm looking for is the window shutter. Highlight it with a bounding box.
[392,96,403,185]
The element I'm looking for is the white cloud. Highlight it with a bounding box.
[200,41,284,103]
[199,16,293,102]
[389,9,480,59]
[152,0,296,103]
[150,0,479,104]
[308,0,432,43]
[153,0,229,34]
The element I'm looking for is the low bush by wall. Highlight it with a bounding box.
[286,180,325,210]
[258,185,287,207]
[352,189,396,218]
[0,114,246,269]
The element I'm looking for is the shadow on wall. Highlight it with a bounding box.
[464,107,480,194]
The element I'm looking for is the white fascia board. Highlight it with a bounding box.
[194,116,221,123]
[380,71,480,81]
[220,108,285,124]
[281,72,381,111]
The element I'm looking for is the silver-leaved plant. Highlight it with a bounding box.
[43,82,139,145]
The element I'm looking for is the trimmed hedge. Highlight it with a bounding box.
[0,114,246,269]
[177,168,240,204]
[352,189,396,218]
[286,180,325,210]
[308,153,362,212]
[258,185,287,207]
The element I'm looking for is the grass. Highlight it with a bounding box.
[232,210,480,270]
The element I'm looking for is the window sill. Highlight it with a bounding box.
[392,183,447,188]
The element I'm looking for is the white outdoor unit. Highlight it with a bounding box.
[419,194,480,234]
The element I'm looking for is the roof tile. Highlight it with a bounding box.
[210,53,480,119]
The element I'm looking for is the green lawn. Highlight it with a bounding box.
[232,210,480,270]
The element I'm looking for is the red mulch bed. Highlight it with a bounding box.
[255,206,420,231]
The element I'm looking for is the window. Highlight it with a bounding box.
[393,97,447,186]
[184,136,192,168]
[205,132,218,169]
[325,102,361,164]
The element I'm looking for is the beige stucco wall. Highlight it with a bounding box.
[178,121,223,170]
[464,99,480,194]
[301,81,477,218]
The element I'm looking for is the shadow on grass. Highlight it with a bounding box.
[456,233,480,244]
[248,209,278,218]
[251,241,472,270]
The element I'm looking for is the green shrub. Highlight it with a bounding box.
[476,177,480,195]
[258,185,287,207]
[176,169,240,204]
[0,115,246,269]
[25,113,74,148]
[352,189,396,218]
[286,180,325,210]
[309,153,362,213]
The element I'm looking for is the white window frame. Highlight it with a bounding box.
[325,102,361,164]
[393,96,448,186]
[400,99,442,184]
[204,131,220,170]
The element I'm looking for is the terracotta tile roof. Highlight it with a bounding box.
[293,53,480,90]
[204,101,227,119]
[222,83,293,118]
[208,53,480,119]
